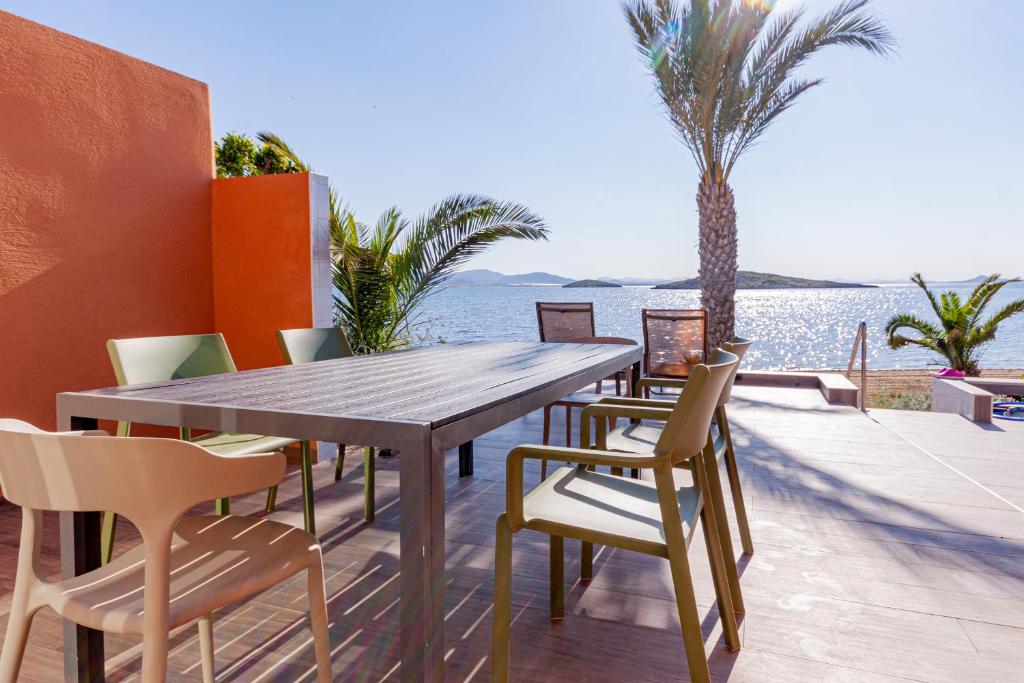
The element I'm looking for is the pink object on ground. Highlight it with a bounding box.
[932,367,965,378]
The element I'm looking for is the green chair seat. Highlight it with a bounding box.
[524,466,701,555]
[101,333,316,566]
[189,433,300,457]
[603,422,662,453]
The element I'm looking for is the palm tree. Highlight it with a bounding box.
[256,132,549,352]
[624,0,895,347]
[329,196,548,352]
[885,274,1024,376]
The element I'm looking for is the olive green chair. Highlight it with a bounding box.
[590,337,754,615]
[102,333,316,565]
[277,326,354,364]
[275,327,377,521]
[492,350,741,683]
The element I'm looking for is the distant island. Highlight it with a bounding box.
[595,276,673,286]
[564,279,621,288]
[447,269,672,287]
[447,268,882,288]
[447,269,572,286]
[654,271,876,290]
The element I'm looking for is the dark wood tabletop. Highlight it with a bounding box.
[56,340,643,682]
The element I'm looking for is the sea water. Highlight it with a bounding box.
[412,283,1024,371]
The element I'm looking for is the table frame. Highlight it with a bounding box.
[56,342,642,681]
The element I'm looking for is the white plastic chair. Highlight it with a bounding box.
[0,419,332,683]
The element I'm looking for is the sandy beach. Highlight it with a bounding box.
[828,368,1024,409]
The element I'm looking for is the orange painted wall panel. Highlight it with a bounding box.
[212,173,313,371]
[0,11,214,429]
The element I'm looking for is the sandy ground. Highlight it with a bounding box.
[828,368,1024,409]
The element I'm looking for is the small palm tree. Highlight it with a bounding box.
[624,0,895,346]
[329,196,548,352]
[885,274,1024,376]
[256,132,549,352]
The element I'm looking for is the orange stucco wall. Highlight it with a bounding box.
[212,173,314,371]
[0,12,214,428]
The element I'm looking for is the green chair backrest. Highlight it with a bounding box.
[276,327,353,365]
[654,348,739,465]
[718,337,753,406]
[106,333,237,386]
[106,333,238,438]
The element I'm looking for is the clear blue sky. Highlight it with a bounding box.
[5,0,1022,281]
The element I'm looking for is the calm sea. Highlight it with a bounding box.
[414,283,1024,371]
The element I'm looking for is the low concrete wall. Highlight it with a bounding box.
[932,378,992,423]
[963,377,1024,398]
[736,371,859,408]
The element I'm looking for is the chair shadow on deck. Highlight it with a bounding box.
[728,408,1024,581]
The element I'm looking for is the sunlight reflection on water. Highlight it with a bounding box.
[415,284,1024,370]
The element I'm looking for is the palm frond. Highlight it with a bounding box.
[884,313,943,348]
[624,0,707,172]
[258,135,551,353]
[964,274,1017,329]
[626,0,894,182]
[965,298,1024,346]
[724,0,894,172]
[331,194,548,352]
[389,195,549,331]
[256,131,313,173]
[911,272,944,322]
[258,130,351,233]
[811,0,897,56]
[725,76,822,169]
[888,273,1024,375]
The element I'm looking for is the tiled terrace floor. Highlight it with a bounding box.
[2,386,1022,681]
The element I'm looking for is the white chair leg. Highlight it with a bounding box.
[307,558,333,682]
[141,628,171,683]
[2,511,41,682]
[0,603,36,682]
[198,613,215,683]
[141,533,173,683]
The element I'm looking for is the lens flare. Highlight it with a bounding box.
[743,0,774,13]
[650,19,680,69]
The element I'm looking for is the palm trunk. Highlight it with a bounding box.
[697,180,738,349]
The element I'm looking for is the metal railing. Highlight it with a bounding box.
[846,321,868,411]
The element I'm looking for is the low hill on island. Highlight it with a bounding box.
[447,269,572,286]
[563,279,622,288]
[654,271,875,290]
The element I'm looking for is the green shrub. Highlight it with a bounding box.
[868,390,931,411]
[214,132,300,178]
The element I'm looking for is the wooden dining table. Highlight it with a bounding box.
[56,340,642,682]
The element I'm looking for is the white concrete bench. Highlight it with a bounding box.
[736,371,859,407]
[932,378,993,423]
[816,373,860,407]
[963,377,1024,397]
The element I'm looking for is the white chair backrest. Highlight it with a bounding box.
[0,419,284,538]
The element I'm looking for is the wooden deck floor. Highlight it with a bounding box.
[2,386,1022,681]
